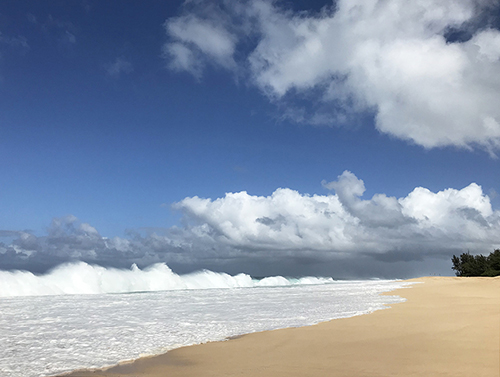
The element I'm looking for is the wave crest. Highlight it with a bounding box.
[0,262,334,297]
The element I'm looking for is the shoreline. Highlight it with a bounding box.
[59,276,500,377]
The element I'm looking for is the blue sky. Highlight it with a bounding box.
[1,0,500,278]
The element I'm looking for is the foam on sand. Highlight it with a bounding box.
[63,276,500,377]
[0,274,409,377]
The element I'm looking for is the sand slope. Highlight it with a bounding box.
[62,277,500,377]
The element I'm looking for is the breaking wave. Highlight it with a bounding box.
[0,262,334,297]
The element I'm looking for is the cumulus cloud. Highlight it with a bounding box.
[2,172,500,277]
[175,171,500,257]
[163,0,500,152]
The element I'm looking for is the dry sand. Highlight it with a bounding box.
[62,277,500,377]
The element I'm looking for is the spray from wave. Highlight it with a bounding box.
[0,262,334,297]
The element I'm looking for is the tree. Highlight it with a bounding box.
[451,254,461,275]
[451,250,500,277]
[485,249,500,276]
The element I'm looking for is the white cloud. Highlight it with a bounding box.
[174,187,357,252]
[0,33,29,51]
[163,0,500,152]
[473,28,500,62]
[64,30,76,45]
[164,14,237,75]
[175,171,500,255]
[164,42,201,76]
[41,15,78,47]
[105,57,134,78]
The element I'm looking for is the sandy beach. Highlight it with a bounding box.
[61,277,500,377]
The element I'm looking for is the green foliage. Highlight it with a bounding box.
[451,249,500,277]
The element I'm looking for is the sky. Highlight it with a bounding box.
[1,0,500,278]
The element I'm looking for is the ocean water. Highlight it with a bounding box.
[0,263,413,377]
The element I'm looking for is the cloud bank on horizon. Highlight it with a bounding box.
[2,171,499,277]
[164,0,500,152]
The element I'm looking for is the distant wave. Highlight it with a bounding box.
[0,262,334,297]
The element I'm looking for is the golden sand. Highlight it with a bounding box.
[61,277,500,377]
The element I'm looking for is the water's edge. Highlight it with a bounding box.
[50,281,415,377]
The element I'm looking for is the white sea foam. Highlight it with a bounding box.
[0,262,335,297]
[0,263,413,377]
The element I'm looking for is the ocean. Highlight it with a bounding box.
[0,262,413,377]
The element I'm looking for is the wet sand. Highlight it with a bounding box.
[61,276,500,377]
